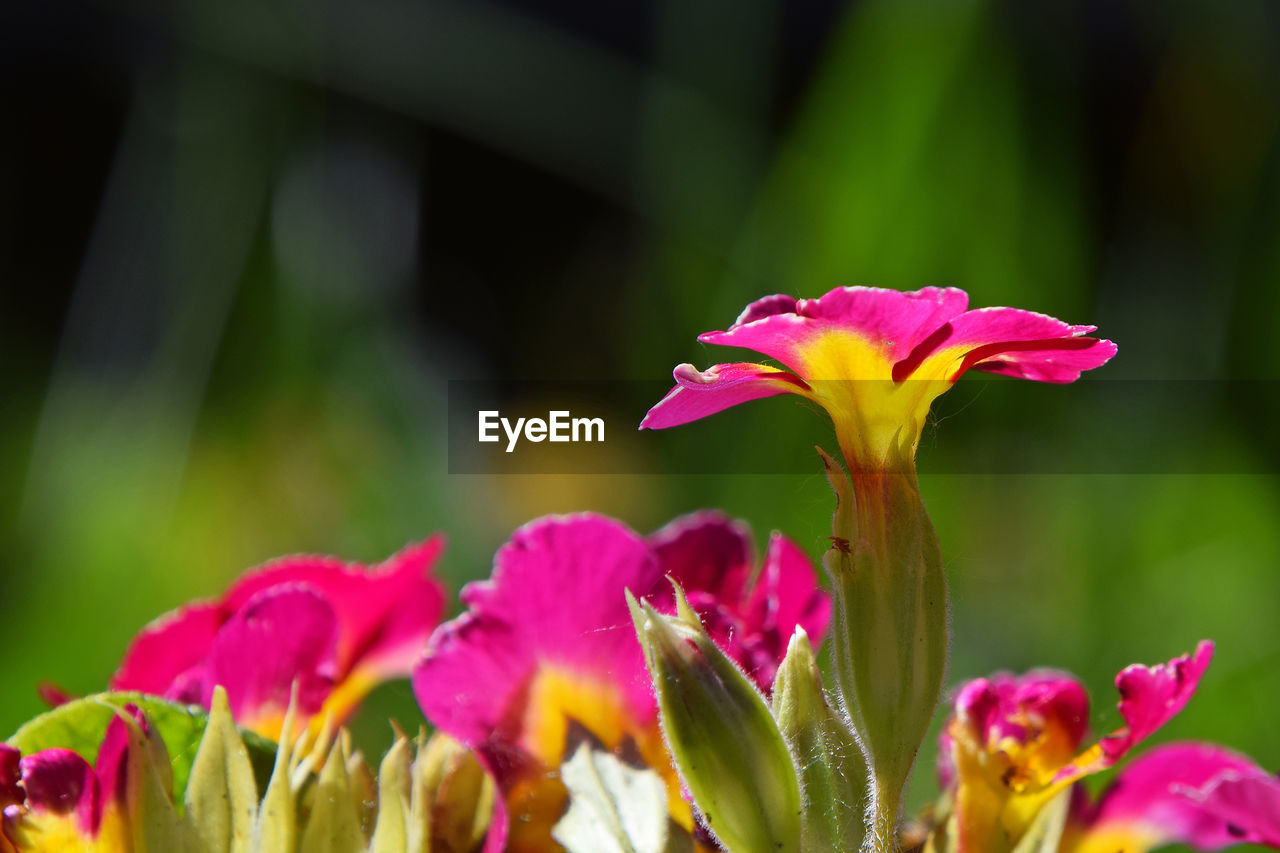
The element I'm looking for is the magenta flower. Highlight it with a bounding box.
[111,538,447,740]
[412,512,830,853]
[1,707,154,851]
[935,642,1280,851]
[642,286,1116,470]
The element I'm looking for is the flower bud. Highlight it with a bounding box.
[413,730,495,853]
[628,583,801,853]
[772,627,867,851]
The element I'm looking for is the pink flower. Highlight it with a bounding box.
[1,707,155,852]
[642,286,1116,470]
[412,512,830,853]
[932,643,1280,852]
[111,539,447,739]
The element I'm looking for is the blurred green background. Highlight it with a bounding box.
[3,0,1279,847]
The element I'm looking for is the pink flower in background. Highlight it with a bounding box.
[936,642,1280,852]
[642,286,1116,469]
[412,512,830,853]
[111,538,447,740]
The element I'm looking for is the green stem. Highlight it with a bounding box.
[819,448,947,853]
[867,780,901,853]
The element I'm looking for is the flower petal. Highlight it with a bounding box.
[18,749,99,833]
[0,745,23,812]
[699,286,969,372]
[222,537,447,679]
[1081,742,1280,850]
[647,513,829,691]
[1103,641,1215,762]
[414,515,659,749]
[202,586,339,733]
[639,362,808,430]
[921,306,1118,383]
[110,602,222,695]
[648,512,755,608]
[1060,641,1214,781]
[736,532,832,688]
[1183,769,1280,846]
[730,293,800,327]
[756,532,832,646]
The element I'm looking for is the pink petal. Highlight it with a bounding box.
[1184,771,1280,846]
[755,532,832,650]
[699,286,969,371]
[647,512,755,608]
[646,513,829,691]
[93,707,146,818]
[730,532,831,689]
[223,537,447,679]
[109,602,222,695]
[203,586,339,726]
[931,306,1117,383]
[639,362,808,430]
[798,285,971,364]
[0,745,21,810]
[1057,642,1214,782]
[480,789,509,853]
[731,294,800,327]
[1100,641,1214,764]
[413,515,660,749]
[19,749,99,834]
[1087,742,1280,849]
[956,670,1091,747]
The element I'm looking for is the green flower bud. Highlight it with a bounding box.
[413,730,495,853]
[772,627,867,852]
[628,583,801,853]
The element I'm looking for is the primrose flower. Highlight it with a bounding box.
[110,538,447,740]
[1,706,164,851]
[931,641,1280,852]
[642,286,1117,471]
[412,512,829,853]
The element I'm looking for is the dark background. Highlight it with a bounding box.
[4,0,1279,841]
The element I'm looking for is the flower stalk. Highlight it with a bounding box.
[822,447,948,852]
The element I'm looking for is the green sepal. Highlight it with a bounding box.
[772,627,868,851]
[819,444,949,846]
[185,686,259,853]
[628,584,801,853]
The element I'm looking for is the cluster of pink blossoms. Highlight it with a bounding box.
[1,286,1277,853]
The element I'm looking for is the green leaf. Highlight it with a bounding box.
[552,743,692,853]
[6,691,276,802]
